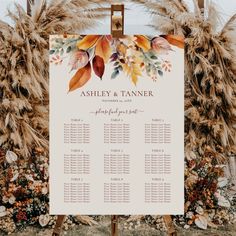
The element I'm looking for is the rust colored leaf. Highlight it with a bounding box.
[77,35,100,50]
[95,37,111,63]
[162,35,185,49]
[68,63,91,92]
[135,35,151,52]
[92,55,105,79]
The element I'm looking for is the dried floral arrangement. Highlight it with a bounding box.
[50,34,183,92]
[0,0,111,234]
[133,0,236,230]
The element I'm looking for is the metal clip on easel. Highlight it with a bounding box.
[111,4,124,38]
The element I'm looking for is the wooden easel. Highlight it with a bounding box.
[198,0,204,10]
[25,1,205,236]
[111,4,124,38]
[50,5,176,236]
[52,215,65,236]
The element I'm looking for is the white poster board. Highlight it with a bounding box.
[49,35,184,215]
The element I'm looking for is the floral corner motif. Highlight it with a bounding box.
[49,35,184,92]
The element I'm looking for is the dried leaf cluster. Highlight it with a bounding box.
[50,34,183,92]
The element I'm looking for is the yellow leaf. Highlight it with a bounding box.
[162,35,185,49]
[131,64,142,85]
[95,37,111,63]
[77,35,100,50]
[122,49,142,85]
[135,35,151,52]
[122,61,142,85]
[116,43,127,56]
[69,63,91,92]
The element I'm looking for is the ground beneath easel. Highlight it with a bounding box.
[1,217,236,236]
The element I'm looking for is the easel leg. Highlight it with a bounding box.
[52,215,66,236]
[51,215,175,235]
[163,215,177,236]
[111,215,119,236]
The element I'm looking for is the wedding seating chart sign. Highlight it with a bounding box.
[49,35,184,215]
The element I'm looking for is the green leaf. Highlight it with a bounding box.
[158,70,163,76]
[55,38,63,44]
[66,46,72,53]
[151,55,158,60]
[155,61,161,66]
[111,70,119,79]
[118,65,123,71]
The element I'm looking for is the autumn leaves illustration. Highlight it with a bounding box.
[50,35,184,92]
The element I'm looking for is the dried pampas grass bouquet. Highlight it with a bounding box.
[0,0,109,157]
[0,0,109,233]
[134,0,236,229]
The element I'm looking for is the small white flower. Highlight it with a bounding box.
[197,200,203,206]
[0,206,7,217]
[8,195,16,205]
[44,166,49,179]
[218,196,231,208]
[10,172,19,182]
[186,211,194,219]
[195,215,208,230]
[41,187,48,195]
[214,190,231,208]
[214,190,221,198]
[25,174,34,182]
[39,214,50,227]
[196,206,204,215]
[184,224,190,229]
[217,177,228,188]
[2,196,8,204]
[6,150,17,164]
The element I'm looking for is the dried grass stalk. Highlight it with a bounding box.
[0,0,109,157]
[134,0,236,163]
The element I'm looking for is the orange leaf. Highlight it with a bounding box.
[69,63,91,92]
[95,37,111,63]
[77,35,100,50]
[92,55,105,79]
[161,35,185,49]
[135,35,151,52]
[116,43,127,56]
